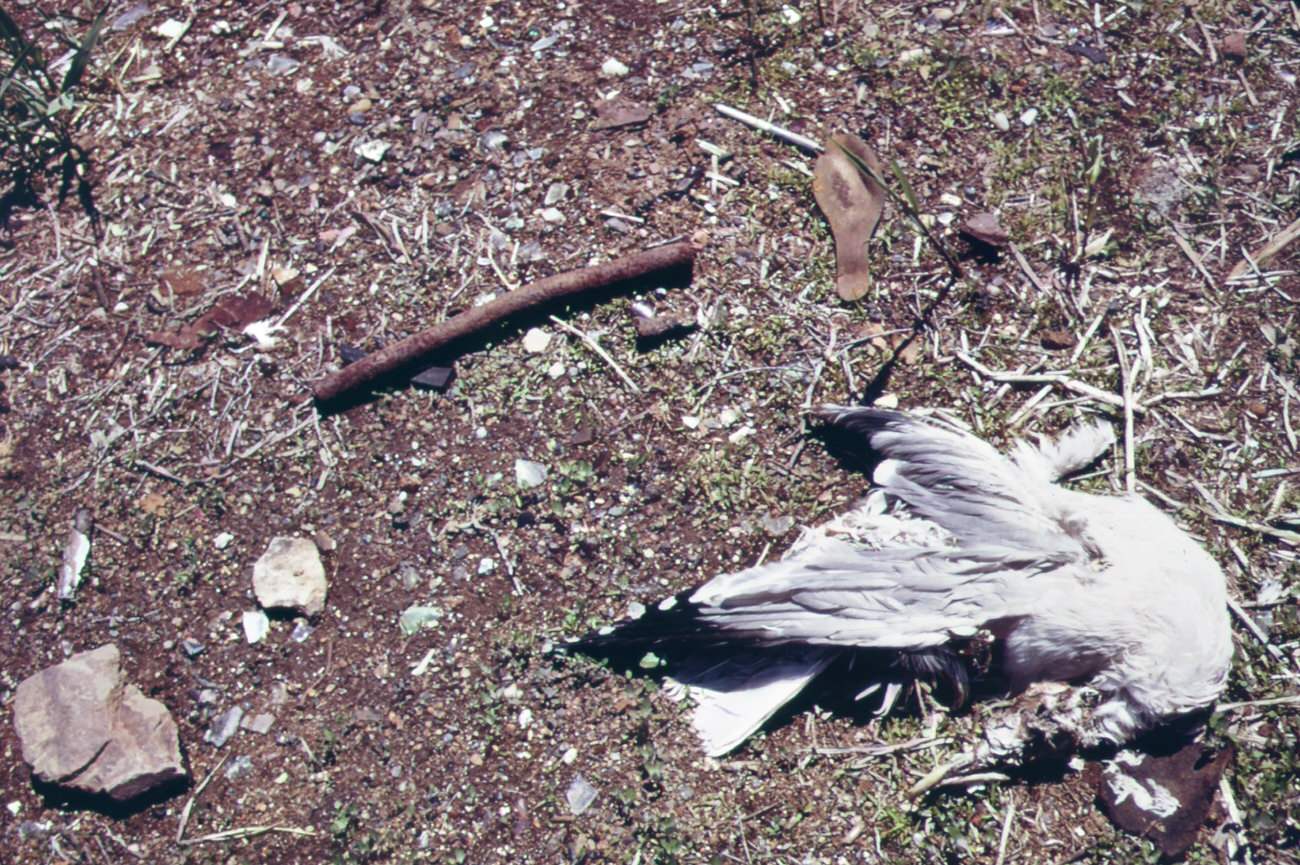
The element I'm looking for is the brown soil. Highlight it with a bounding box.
[1,1,1297,863]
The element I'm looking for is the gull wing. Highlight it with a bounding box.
[689,537,1071,651]
[816,407,1092,558]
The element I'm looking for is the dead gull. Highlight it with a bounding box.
[573,407,1232,791]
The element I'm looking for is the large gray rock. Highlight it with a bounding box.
[252,536,327,616]
[13,644,186,801]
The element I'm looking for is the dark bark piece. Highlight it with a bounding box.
[312,241,696,402]
[1090,741,1234,860]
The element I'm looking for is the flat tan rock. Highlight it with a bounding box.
[253,536,327,616]
[13,644,186,802]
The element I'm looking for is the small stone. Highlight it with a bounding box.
[153,18,188,39]
[962,212,1011,247]
[400,605,444,636]
[566,774,598,815]
[223,755,254,780]
[516,459,548,489]
[180,638,205,658]
[348,97,372,114]
[1040,329,1077,351]
[242,609,270,644]
[411,365,455,390]
[478,557,496,576]
[933,7,954,22]
[874,393,900,409]
[539,207,566,224]
[600,57,629,77]
[1220,32,1247,63]
[205,707,244,748]
[291,620,314,642]
[242,713,275,734]
[355,140,391,163]
[634,315,695,342]
[522,328,552,354]
[253,537,327,617]
[213,532,234,550]
[1019,108,1039,127]
[544,182,569,205]
[991,111,1010,131]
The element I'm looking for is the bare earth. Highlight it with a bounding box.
[1,1,1298,863]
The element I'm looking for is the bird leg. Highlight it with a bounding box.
[908,683,1099,796]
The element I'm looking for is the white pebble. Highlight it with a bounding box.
[600,57,629,77]
[522,327,552,354]
[242,609,270,644]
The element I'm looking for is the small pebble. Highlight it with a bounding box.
[991,111,1010,131]
[242,610,270,644]
[600,57,629,77]
[522,328,552,354]
[1019,108,1039,127]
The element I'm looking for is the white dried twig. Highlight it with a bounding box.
[713,103,823,153]
[549,315,641,394]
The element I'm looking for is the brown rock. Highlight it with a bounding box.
[1040,329,1077,351]
[1220,32,1247,63]
[12,644,186,802]
[592,98,652,131]
[962,212,1010,247]
[634,314,696,343]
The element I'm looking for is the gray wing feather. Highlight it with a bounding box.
[689,538,1065,650]
[818,406,1089,558]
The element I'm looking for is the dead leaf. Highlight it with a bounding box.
[138,492,169,515]
[1040,329,1076,351]
[206,293,274,331]
[890,333,923,364]
[160,268,207,297]
[812,132,886,302]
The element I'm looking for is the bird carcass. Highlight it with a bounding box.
[569,408,1232,789]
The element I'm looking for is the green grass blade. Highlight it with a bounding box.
[887,157,921,215]
[0,7,42,72]
[61,4,108,93]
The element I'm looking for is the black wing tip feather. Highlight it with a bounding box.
[563,590,709,657]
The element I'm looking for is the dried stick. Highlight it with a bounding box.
[313,241,695,402]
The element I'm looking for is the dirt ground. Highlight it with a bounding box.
[1,1,1298,863]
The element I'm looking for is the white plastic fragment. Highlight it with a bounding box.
[515,459,548,489]
[242,609,270,644]
[56,510,93,601]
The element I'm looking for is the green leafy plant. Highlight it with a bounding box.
[0,5,107,230]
